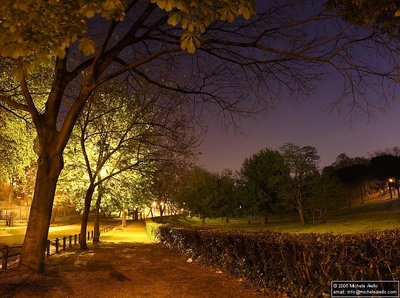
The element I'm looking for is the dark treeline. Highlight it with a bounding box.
[174,145,400,225]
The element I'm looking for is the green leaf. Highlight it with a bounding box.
[78,37,96,56]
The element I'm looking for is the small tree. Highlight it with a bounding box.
[240,148,287,224]
[60,81,198,248]
[175,168,234,224]
[335,156,371,206]
[212,170,241,222]
[306,166,347,223]
[102,171,153,226]
[148,161,191,217]
[279,143,320,225]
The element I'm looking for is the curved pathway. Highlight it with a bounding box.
[0,221,276,298]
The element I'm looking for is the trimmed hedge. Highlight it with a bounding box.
[145,219,163,241]
[158,226,400,297]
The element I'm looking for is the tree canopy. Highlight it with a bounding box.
[0,0,255,60]
[279,143,320,224]
[326,0,400,38]
[0,112,36,183]
[175,167,238,223]
[240,148,287,223]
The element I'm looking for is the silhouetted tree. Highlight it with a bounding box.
[240,148,287,224]
[307,166,347,223]
[335,157,370,205]
[280,143,320,225]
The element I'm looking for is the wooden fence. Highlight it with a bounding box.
[0,224,117,270]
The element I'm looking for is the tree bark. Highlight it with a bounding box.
[80,183,95,250]
[93,199,100,243]
[19,152,63,273]
[121,208,127,227]
[93,181,103,243]
[298,205,306,225]
[159,204,165,217]
[295,190,306,225]
[50,207,57,224]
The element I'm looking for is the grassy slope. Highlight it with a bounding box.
[158,197,400,235]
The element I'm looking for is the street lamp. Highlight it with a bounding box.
[388,178,394,199]
[387,178,400,199]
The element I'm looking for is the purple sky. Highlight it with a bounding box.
[194,1,400,173]
[198,94,400,173]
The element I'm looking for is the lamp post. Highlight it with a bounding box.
[388,178,394,199]
[388,178,400,199]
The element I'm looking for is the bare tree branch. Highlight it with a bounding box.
[0,95,30,112]
[17,60,41,127]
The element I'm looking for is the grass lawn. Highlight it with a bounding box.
[0,217,121,245]
[156,197,400,234]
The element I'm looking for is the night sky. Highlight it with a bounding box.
[191,1,400,174]
[198,85,400,173]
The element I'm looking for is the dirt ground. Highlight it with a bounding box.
[0,222,284,298]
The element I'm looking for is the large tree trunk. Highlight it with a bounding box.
[19,152,63,273]
[80,183,95,250]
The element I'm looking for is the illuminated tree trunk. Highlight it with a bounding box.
[93,181,103,243]
[80,183,95,250]
[121,202,127,227]
[19,149,63,273]
[93,207,99,242]
[50,207,57,224]
[159,203,166,217]
[134,208,139,221]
